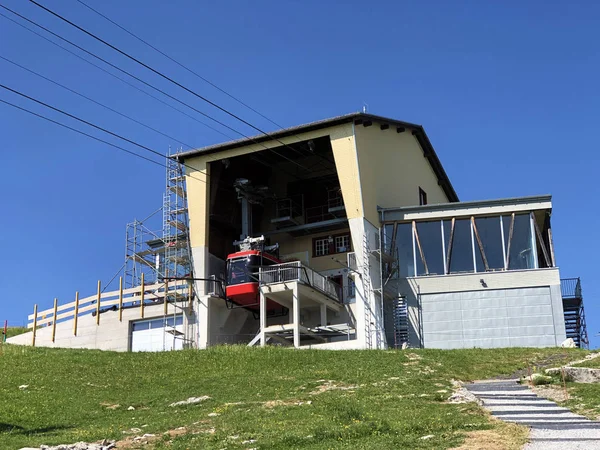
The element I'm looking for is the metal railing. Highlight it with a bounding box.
[274,196,303,219]
[561,278,582,299]
[327,188,344,209]
[259,261,342,302]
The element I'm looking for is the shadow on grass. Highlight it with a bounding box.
[0,422,73,435]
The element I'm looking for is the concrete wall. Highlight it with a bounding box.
[397,268,566,349]
[7,304,194,352]
[354,123,451,225]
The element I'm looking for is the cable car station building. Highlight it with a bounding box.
[9,113,588,351]
[180,112,583,350]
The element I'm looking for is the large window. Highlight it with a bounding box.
[507,214,535,270]
[474,216,504,271]
[415,221,444,275]
[388,211,547,278]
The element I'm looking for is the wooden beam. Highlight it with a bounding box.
[32,304,38,347]
[505,213,515,269]
[413,221,429,275]
[380,124,389,130]
[140,273,145,319]
[471,217,489,271]
[118,277,123,322]
[548,228,556,267]
[51,298,58,343]
[96,280,101,326]
[73,291,79,336]
[532,212,551,267]
[445,218,455,274]
[354,119,363,125]
[164,270,169,316]
[363,120,372,127]
[396,127,405,133]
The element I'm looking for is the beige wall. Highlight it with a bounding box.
[354,123,450,225]
[276,229,352,272]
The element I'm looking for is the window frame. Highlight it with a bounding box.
[418,187,428,206]
[312,232,352,258]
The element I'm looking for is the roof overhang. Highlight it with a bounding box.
[175,112,459,203]
[379,195,552,222]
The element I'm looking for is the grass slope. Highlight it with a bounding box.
[0,345,587,450]
[4,327,28,339]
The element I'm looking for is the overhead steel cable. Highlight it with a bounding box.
[0,11,235,141]
[74,0,286,131]
[0,83,216,185]
[0,54,197,150]
[29,0,331,166]
[0,12,304,183]
[76,0,335,168]
[1,2,312,173]
[0,97,164,167]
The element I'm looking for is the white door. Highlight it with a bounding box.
[131,315,184,352]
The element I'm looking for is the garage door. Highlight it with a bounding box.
[131,315,184,352]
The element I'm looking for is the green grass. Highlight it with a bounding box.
[0,345,588,450]
[4,327,28,339]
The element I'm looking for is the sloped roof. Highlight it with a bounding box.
[176,112,458,202]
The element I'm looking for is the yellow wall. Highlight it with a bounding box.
[185,124,362,248]
[185,158,210,248]
[354,123,450,225]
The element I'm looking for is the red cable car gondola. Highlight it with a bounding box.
[225,237,283,312]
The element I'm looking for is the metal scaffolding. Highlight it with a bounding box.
[123,149,192,288]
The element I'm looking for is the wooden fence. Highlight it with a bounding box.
[27,276,191,346]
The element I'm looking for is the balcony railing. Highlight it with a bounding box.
[259,261,342,302]
[561,278,582,299]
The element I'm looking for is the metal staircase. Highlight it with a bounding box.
[361,232,374,349]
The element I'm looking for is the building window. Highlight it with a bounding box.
[335,235,350,253]
[314,238,330,257]
[419,187,428,206]
[313,233,351,257]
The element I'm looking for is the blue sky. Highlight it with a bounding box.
[1,1,598,345]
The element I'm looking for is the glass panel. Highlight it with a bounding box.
[474,216,504,271]
[175,315,184,326]
[508,213,535,270]
[132,321,149,331]
[150,319,164,329]
[384,224,394,254]
[415,221,444,276]
[448,218,474,273]
[394,222,414,277]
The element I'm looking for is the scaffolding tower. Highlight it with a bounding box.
[122,149,195,350]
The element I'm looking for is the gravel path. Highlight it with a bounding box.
[465,379,600,449]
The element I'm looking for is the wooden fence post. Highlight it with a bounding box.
[51,298,58,343]
[96,280,101,325]
[32,304,38,347]
[140,273,145,319]
[164,270,169,316]
[73,291,79,336]
[119,277,124,322]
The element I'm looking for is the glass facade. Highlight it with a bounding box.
[389,212,545,278]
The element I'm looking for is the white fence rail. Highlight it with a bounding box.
[26,277,191,346]
[259,261,342,302]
